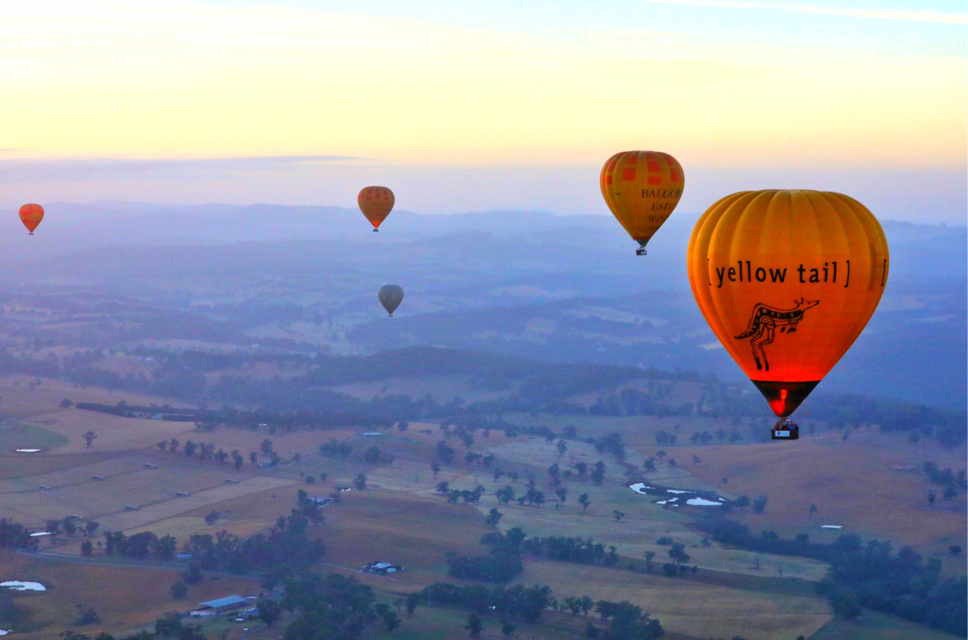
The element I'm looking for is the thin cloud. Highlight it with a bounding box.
[643,0,968,24]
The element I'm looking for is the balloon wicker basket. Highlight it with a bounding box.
[373,228,379,232]
[635,248,647,256]
[771,420,799,440]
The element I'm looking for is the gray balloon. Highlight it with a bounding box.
[378,284,404,317]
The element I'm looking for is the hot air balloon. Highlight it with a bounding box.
[19,204,44,235]
[687,190,889,439]
[378,285,404,317]
[358,187,395,232]
[601,151,684,255]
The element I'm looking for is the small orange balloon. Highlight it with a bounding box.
[601,151,684,255]
[19,204,44,235]
[358,186,394,232]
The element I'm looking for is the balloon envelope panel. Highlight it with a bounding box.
[600,151,684,249]
[687,190,889,417]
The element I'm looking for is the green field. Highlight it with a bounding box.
[810,609,964,640]
[0,423,69,452]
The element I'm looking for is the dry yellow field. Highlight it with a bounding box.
[0,549,257,639]
[516,558,832,640]
[667,431,968,550]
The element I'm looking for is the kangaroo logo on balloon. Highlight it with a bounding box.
[735,299,819,372]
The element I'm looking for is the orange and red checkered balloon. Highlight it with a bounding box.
[687,190,890,417]
[358,187,395,232]
[600,151,684,255]
[19,204,44,235]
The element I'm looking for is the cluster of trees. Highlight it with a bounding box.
[698,519,967,636]
[279,571,401,639]
[922,461,967,499]
[447,527,623,584]
[586,600,665,640]
[0,519,39,551]
[103,531,177,560]
[419,582,553,623]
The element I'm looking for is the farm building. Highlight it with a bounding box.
[362,562,403,575]
[197,595,247,614]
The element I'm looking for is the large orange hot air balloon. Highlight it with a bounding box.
[19,204,44,235]
[601,151,684,255]
[358,187,394,232]
[687,190,889,425]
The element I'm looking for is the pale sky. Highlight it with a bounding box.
[1,0,965,221]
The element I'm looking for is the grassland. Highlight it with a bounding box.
[810,609,964,640]
[515,558,831,640]
[0,549,257,639]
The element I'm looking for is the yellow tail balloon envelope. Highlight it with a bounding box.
[687,190,889,418]
[600,151,684,255]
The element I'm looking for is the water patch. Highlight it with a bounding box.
[14,448,42,453]
[1,581,45,591]
[821,525,844,530]
[630,482,728,507]
[686,498,722,507]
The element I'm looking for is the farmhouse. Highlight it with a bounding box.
[197,595,247,614]
[362,562,403,575]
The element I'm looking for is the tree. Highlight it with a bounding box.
[170,581,188,600]
[249,452,258,465]
[644,551,656,573]
[431,461,441,478]
[397,421,409,432]
[183,440,197,457]
[232,451,244,469]
[157,441,168,451]
[154,611,184,637]
[557,439,568,457]
[204,510,220,526]
[591,461,605,486]
[928,491,937,504]
[81,540,93,556]
[668,543,690,566]
[495,486,515,504]
[485,508,503,526]
[257,598,282,627]
[809,504,818,517]
[950,545,962,556]
[215,449,228,465]
[436,441,456,464]
[384,611,401,633]
[260,439,274,456]
[579,493,591,512]
[830,588,862,620]
[353,473,367,490]
[85,521,100,536]
[82,431,97,448]
[586,621,600,637]
[169,439,180,453]
[405,593,420,618]
[752,494,769,514]
[63,518,77,536]
[502,621,516,636]
[364,446,381,463]
[75,606,101,625]
[465,613,484,638]
[556,487,568,503]
[613,511,625,522]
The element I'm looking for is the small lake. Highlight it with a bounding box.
[630,482,729,508]
[1,581,45,592]
[14,449,42,453]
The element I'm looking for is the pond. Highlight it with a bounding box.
[14,449,42,453]
[0,581,46,592]
[629,482,729,507]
